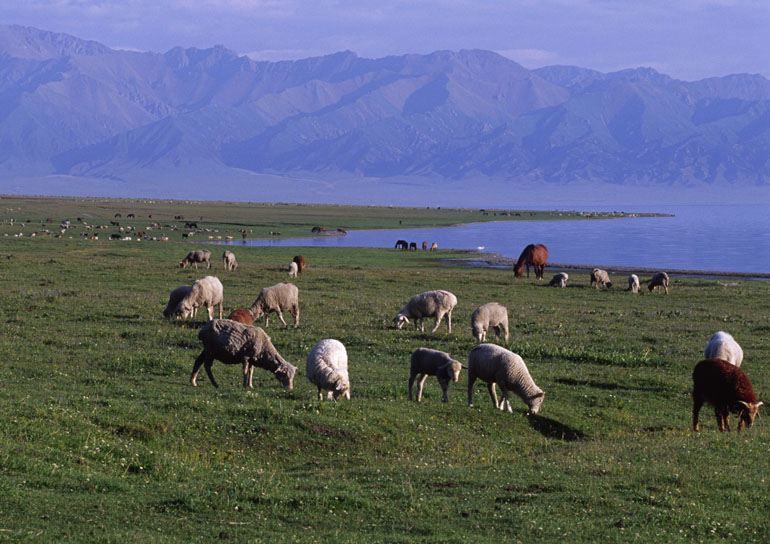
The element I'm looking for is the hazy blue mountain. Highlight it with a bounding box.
[0,24,768,203]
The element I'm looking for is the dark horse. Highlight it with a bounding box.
[394,239,408,250]
[513,243,549,279]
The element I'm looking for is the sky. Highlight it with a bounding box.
[1,0,768,81]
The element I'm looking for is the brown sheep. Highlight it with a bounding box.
[292,255,306,273]
[227,309,255,325]
[692,358,763,432]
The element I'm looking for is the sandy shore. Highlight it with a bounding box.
[445,251,770,280]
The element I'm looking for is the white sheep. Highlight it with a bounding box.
[393,290,457,333]
[467,344,544,414]
[549,272,568,288]
[704,331,744,367]
[287,261,298,278]
[306,339,351,400]
[627,274,640,293]
[590,268,612,288]
[163,285,193,318]
[648,271,669,294]
[222,250,238,271]
[175,275,223,321]
[191,319,296,389]
[470,302,509,343]
[249,282,299,327]
[408,347,465,403]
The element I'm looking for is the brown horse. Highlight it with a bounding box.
[513,243,549,279]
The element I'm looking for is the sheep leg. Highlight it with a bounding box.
[498,385,512,412]
[317,386,324,401]
[218,302,223,320]
[206,304,214,321]
[291,305,299,326]
[416,374,429,402]
[242,363,254,388]
[276,311,288,327]
[431,312,444,333]
[408,373,416,401]
[437,376,449,403]
[487,382,499,409]
[446,310,452,333]
[467,373,477,407]
[692,394,703,431]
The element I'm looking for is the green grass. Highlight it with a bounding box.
[0,197,768,542]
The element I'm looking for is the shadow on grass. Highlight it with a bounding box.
[556,377,669,394]
[528,414,587,441]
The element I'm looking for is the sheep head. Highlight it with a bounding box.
[394,314,409,329]
[528,392,545,415]
[736,400,763,430]
[439,360,465,383]
[176,300,195,319]
[332,381,351,401]
[275,362,297,390]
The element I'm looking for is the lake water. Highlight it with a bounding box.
[233,204,770,275]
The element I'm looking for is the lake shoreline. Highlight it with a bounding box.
[446,251,770,280]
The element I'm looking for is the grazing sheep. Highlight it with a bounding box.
[648,271,669,294]
[590,268,612,288]
[163,285,193,319]
[393,290,457,333]
[306,339,351,401]
[704,331,743,367]
[467,344,544,415]
[408,348,465,403]
[692,358,762,432]
[191,319,296,389]
[222,250,238,271]
[179,249,211,269]
[470,302,509,343]
[627,274,640,293]
[227,309,255,325]
[288,261,298,278]
[292,255,306,273]
[549,272,568,288]
[175,276,223,320]
[249,282,300,327]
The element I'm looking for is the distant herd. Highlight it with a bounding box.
[166,240,762,434]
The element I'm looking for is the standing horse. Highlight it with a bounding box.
[513,244,549,279]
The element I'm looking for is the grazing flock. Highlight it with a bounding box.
[165,242,762,433]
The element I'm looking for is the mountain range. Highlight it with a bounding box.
[1,24,768,205]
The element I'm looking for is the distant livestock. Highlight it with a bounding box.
[513,243,548,279]
[627,274,640,293]
[648,272,669,294]
[292,255,306,273]
[590,268,612,289]
[395,240,408,250]
[288,261,298,278]
[430,242,438,251]
[549,272,568,288]
[409,242,417,250]
[180,249,211,270]
[422,241,428,250]
[704,331,743,367]
[692,358,762,432]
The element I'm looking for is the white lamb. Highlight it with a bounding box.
[306,339,351,400]
[704,331,744,367]
[627,274,640,293]
[249,282,299,327]
[467,344,544,415]
[163,285,192,318]
[549,272,568,288]
[192,319,296,389]
[408,347,465,403]
[175,275,223,320]
[393,289,457,333]
[287,261,298,278]
[470,302,509,343]
[222,250,238,271]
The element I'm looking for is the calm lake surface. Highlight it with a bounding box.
[236,204,770,274]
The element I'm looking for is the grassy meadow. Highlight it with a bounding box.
[1,196,769,542]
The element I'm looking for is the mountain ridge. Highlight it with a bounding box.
[0,24,768,204]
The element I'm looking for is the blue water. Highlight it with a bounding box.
[229,204,770,274]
